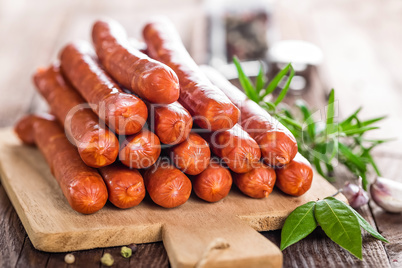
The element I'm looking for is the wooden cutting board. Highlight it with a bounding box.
[0,127,346,268]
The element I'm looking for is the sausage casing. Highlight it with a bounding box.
[60,41,148,135]
[119,128,161,169]
[233,162,276,198]
[193,159,232,202]
[33,65,119,168]
[202,65,298,166]
[92,19,180,104]
[143,162,192,208]
[99,163,146,209]
[143,18,240,131]
[148,101,193,145]
[275,153,313,196]
[14,114,54,145]
[170,132,210,175]
[30,116,108,214]
[202,124,261,173]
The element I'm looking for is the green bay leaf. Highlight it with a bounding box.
[348,207,389,243]
[280,201,317,250]
[315,197,362,259]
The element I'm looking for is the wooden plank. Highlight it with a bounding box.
[46,248,104,268]
[370,155,402,267]
[0,183,26,268]
[130,243,169,268]
[15,237,49,268]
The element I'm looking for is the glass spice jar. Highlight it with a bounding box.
[206,0,274,78]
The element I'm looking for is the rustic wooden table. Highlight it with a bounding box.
[0,0,401,267]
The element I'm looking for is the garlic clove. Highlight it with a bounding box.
[342,180,369,209]
[370,177,402,213]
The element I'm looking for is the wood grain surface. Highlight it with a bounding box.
[0,0,401,267]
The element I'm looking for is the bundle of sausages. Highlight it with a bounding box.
[14,18,313,214]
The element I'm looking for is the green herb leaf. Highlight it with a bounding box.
[361,150,381,177]
[280,201,317,250]
[255,63,266,95]
[360,115,387,127]
[274,66,295,106]
[338,142,366,172]
[315,197,363,259]
[313,157,327,178]
[342,126,379,136]
[262,63,292,98]
[263,102,276,113]
[348,208,389,243]
[278,116,302,130]
[326,89,335,126]
[233,57,259,102]
[340,107,362,129]
[296,100,316,140]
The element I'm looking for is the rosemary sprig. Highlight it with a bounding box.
[233,59,389,190]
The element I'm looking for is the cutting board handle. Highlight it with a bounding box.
[162,214,282,268]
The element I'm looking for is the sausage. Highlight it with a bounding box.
[148,101,193,145]
[22,115,108,214]
[192,159,232,202]
[233,162,276,198]
[275,153,313,196]
[99,163,146,209]
[33,65,119,168]
[202,124,261,173]
[92,19,180,104]
[60,41,148,135]
[119,127,161,169]
[201,65,298,166]
[142,18,240,131]
[170,132,210,175]
[14,114,54,145]
[143,162,192,208]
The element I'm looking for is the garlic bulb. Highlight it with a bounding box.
[342,178,369,209]
[370,177,402,213]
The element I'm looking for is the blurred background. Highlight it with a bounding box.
[0,0,401,153]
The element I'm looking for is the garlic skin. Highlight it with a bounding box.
[370,177,402,213]
[342,181,369,209]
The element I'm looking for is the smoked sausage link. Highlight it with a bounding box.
[193,160,232,202]
[144,163,192,208]
[202,124,261,173]
[99,163,146,209]
[275,153,313,196]
[119,128,161,169]
[143,18,240,131]
[33,65,119,168]
[60,41,148,135]
[31,116,108,214]
[149,101,193,145]
[201,65,298,166]
[233,162,276,198]
[14,114,54,145]
[92,19,180,104]
[170,133,210,175]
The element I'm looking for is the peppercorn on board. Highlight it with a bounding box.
[0,128,347,268]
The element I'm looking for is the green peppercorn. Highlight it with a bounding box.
[121,246,132,258]
[100,253,114,266]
